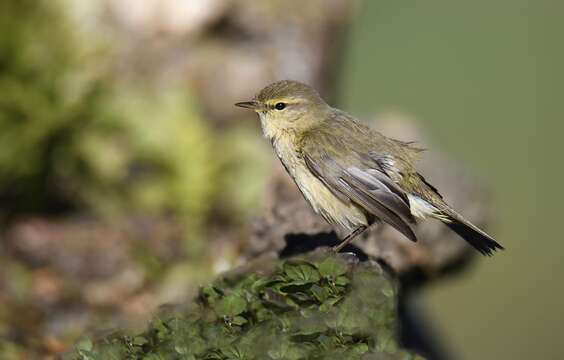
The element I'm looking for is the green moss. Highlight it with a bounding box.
[73,253,423,359]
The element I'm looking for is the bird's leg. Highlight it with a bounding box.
[332,225,368,252]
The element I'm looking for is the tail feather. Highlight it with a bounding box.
[442,211,504,256]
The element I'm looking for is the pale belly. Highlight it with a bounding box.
[272,138,367,232]
[292,165,368,231]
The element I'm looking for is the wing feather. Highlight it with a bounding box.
[338,170,417,242]
[346,167,415,224]
[303,146,417,242]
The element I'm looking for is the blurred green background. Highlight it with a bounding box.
[342,1,561,359]
[0,0,561,358]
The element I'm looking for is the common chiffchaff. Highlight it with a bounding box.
[236,80,503,255]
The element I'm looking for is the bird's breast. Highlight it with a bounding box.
[271,135,367,231]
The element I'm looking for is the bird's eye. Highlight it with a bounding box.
[274,102,286,110]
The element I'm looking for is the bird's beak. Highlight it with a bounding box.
[235,100,260,111]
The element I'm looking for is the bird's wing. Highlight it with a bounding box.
[302,138,417,242]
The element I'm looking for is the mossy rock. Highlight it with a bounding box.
[72,251,423,359]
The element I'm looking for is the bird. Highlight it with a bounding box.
[235,80,504,255]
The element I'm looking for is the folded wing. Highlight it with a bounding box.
[303,146,417,242]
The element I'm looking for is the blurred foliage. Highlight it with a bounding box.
[0,0,230,237]
[0,0,270,356]
[0,0,116,215]
[72,253,422,360]
[102,88,218,232]
[218,124,272,224]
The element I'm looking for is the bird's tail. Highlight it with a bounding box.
[440,209,504,256]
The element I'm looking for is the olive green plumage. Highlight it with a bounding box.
[236,80,503,255]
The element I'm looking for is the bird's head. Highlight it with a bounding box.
[235,80,330,140]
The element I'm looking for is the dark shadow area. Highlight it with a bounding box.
[280,231,369,261]
[398,288,451,360]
